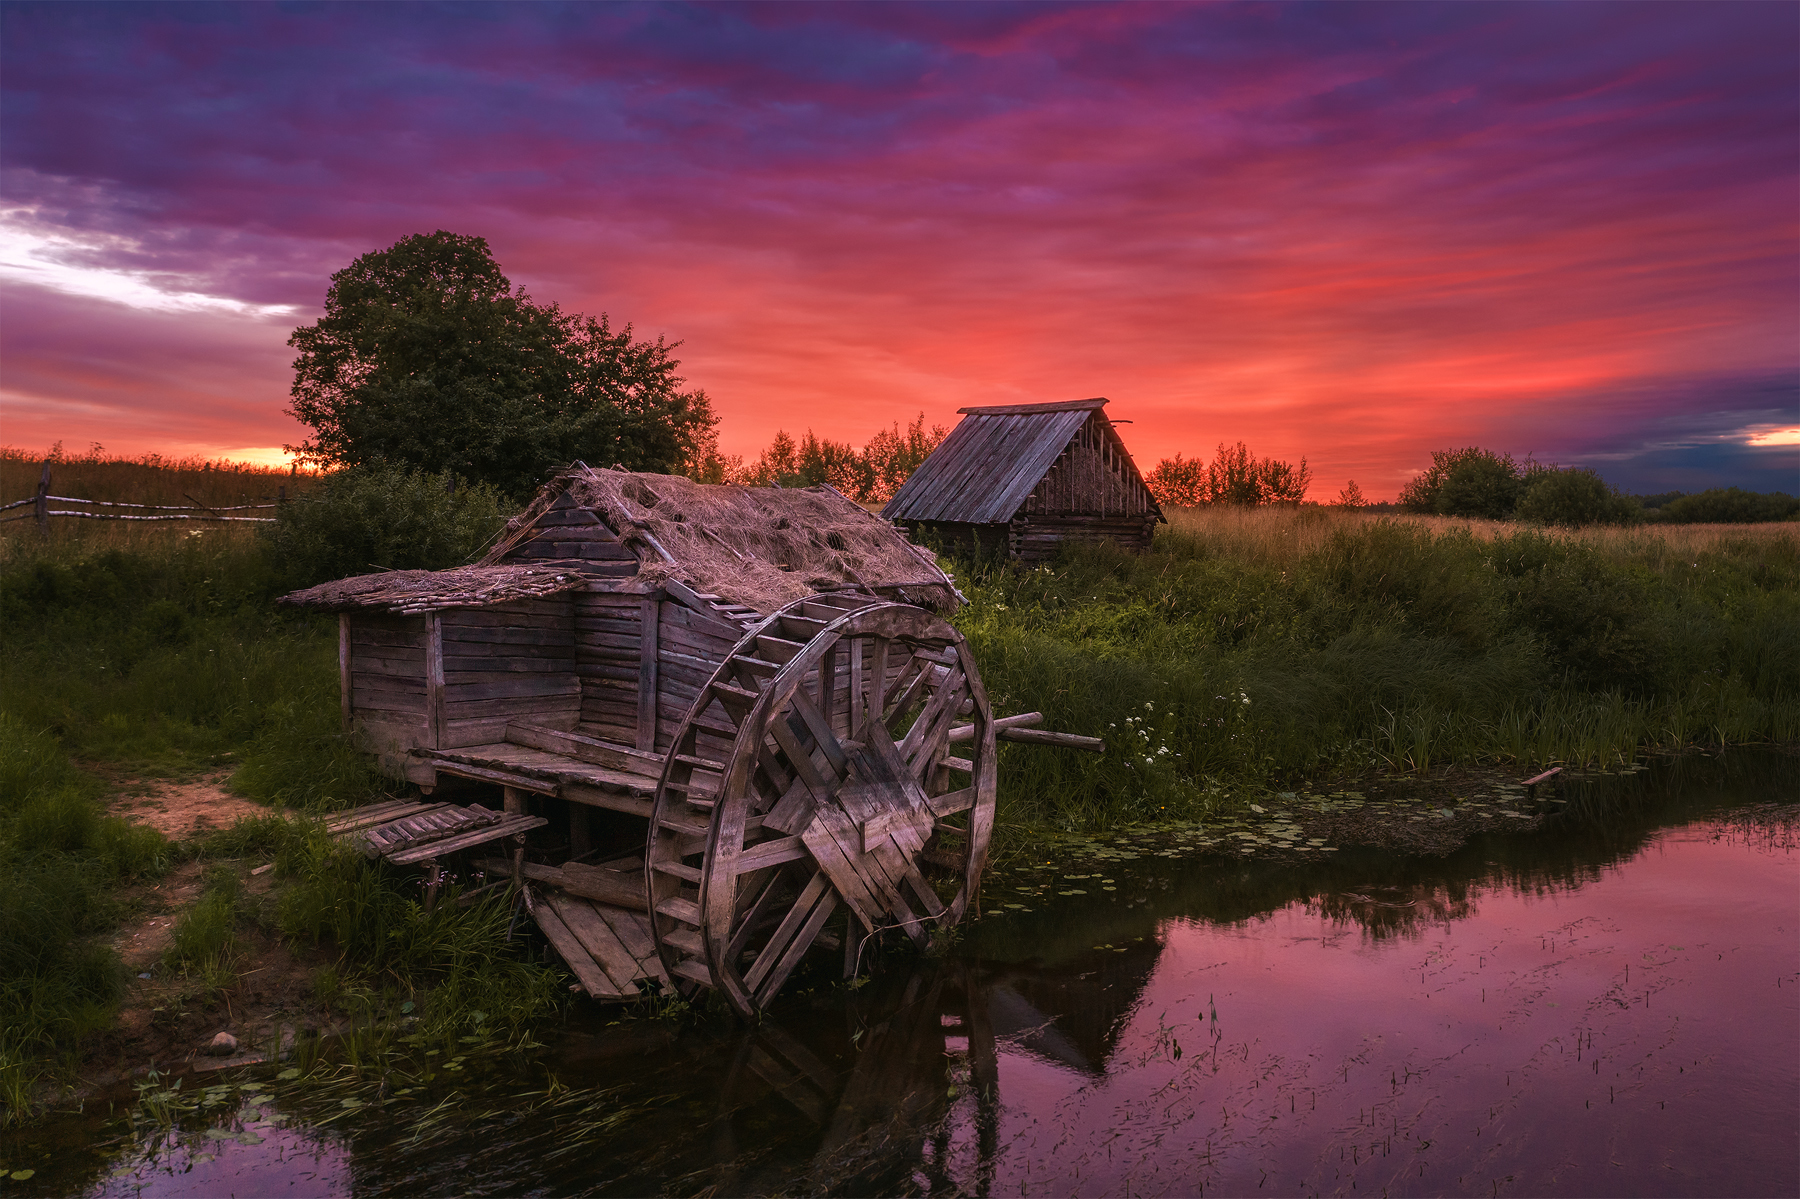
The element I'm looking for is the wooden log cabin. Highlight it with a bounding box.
[281,467,1008,1017]
[880,398,1163,562]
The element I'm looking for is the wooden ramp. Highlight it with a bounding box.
[476,856,671,1001]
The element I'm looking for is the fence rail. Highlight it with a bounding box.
[5,462,286,529]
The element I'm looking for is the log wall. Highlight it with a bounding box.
[575,592,650,747]
[1009,514,1159,564]
[437,598,580,748]
[346,613,430,757]
[900,521,1013,561]
[502,492,640,579]
[651,595,746,758]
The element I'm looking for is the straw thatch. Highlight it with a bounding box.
[486,467,960,615]
[281,564,591,615]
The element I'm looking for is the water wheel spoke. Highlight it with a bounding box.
[765,711,835,801]
[882,651,934,723]
[900,682,969,779]
[726,867,797,961]
[790,689,850,776]
[743,870,834,993]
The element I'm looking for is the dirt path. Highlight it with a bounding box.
[106,771,270,841]
[79,776,339,1096]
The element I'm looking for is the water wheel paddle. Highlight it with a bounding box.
[647,593,997,1019]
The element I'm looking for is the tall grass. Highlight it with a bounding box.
[0,716,170,1121]
[955,508,1799,828]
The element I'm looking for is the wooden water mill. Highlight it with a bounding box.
[283,467,1099,1019]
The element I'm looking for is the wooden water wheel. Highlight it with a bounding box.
[647,592,998,1020]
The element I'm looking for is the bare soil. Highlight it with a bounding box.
[73,779,343,1097]
[104,771,269,841]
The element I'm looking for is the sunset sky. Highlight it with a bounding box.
[2,1,1795,498]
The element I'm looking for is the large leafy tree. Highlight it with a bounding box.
[286,231,716,498]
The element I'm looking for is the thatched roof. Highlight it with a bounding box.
[488,467,960,615]
[281,564,591,615]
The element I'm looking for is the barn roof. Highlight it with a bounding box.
[881,398,1110,524]
[281,564,591,615]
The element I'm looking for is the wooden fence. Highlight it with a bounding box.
[1,463,281,530]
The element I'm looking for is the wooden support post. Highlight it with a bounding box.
[636,594,659,753]
[33,462,50,534]
[511,831,527,893]
[424,860,443,912]
[424,613,445,749]
[569,801,591,860]
[338,614,353,737]
[503,786,526,816]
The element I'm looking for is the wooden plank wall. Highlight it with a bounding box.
[1022,415,1154,519]
[575,591,750,757]
[347,613,430,755]
[438,598,581,748]
[1010,515,1158,564]
[652,597,749,757]
[575,592,647,746]
[902,521,1013,561]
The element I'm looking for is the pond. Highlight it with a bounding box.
[7,750,1795,1197]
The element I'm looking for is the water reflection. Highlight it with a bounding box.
[8,751,1792,1197]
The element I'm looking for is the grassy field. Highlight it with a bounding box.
[954,505,1799,828]
[0,499,549,1122]
[2,465,1795,1120]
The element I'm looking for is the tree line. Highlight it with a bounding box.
[692,414,948,503]
[281,232,1793,529]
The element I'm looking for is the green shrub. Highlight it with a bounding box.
[1397,447,1525,518]
[945,511,1797,828]
[1516,467,1640,527]
[1656,487,1799,524]
[260,463,511,588]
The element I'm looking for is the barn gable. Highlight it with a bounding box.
[882,398,1163,561]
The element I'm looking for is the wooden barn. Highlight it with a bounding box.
[881,398,1163,562]
[282,466,1097,1018]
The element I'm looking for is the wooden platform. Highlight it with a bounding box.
[324,799,546,865]
[412,722,690,819]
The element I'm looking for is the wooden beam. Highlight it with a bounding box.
[947,711,1041,743]
[338,614,353,736]
[636,594,659,753]
[992,727,1105,752]
[424,613,445,748]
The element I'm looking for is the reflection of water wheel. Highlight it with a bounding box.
[648,593,997,1020]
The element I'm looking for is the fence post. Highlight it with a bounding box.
[34,462,50,533]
